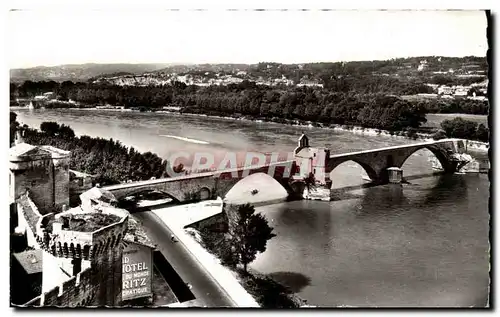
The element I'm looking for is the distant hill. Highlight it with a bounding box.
[154,63,251,74]
[10,56,487,84]
[10,63,175,82]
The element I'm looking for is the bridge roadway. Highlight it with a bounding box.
[134,210,237,307]
[103,159,295,192]
[328,139,460,159]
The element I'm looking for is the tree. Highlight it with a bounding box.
[432,130,447,140]
[10,112,19,146]
[440,117,478,139]
[226,204,276,273]
[40,121,61,136]
[475,124,489,142]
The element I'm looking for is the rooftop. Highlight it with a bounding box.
[9,143,39,158]
[58,213,122,232]
[9,142,70,162]
[80,187,117,204]
[13,250,43,275]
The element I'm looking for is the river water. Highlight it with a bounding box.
[14,108,490,307]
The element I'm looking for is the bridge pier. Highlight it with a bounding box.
[387,167,403,184]
[303,180,332,201]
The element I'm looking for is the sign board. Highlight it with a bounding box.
[122,241,153,301]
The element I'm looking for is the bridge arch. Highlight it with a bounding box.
[199,187,211,200]
[328,159,379,183]
[119,189,179,203]
[223,172,288,204]
[396,145,451,172]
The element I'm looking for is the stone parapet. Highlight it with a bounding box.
[17,193,129,261]
[24,267,97,307]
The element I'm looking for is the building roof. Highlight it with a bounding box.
[80,187,117,204]
[9,143,70,161]
[9,143,39,158]
[13,250,43,275]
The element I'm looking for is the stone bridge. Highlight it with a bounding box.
[103,136,467,203]
[325,139,465,184]
[104,161,296,203]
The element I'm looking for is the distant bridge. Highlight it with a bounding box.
[103,137,466,202]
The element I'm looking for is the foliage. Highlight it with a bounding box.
[440,117,489,142]
[11,81,431,131]
[226,204,276,273]
[431,130,448,140]
[198,229,239,268]
[10,111,19,145]
[195,221,302,308]
[237,268,304,308]
[475,123,489,143]
[19,121,169,185]
[10,55,488,129]
[417,98,489,115]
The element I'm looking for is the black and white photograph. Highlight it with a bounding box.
[7,5,492,309]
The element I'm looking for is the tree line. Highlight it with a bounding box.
[10,74,489,135]
[411,98,488,115]
[11,81,430,131]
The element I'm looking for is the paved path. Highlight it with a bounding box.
[133,211,237,308]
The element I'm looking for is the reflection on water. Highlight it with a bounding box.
[14,109,490,307]
[266,271,312,293]
[253,173,489,307]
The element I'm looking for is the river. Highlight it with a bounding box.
[14,108,490,307]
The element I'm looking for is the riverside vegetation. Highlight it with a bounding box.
[191,203,306,308]
[11,80,489,141]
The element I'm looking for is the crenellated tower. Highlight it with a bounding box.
[12,142,130,307]
[19,188,129,307]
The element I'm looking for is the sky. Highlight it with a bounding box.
[7,9,488,68]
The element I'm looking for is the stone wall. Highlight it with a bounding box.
[107,175,217,202]
[12,159,54,214]
[24,267,97,307]
[53,158,70,211]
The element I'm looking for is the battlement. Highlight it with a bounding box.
[17,192,129,260]
[24,267,97,307]
[40,208,128,260]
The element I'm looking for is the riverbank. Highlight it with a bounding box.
[185,224,307,308]
[12,105,489,150]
